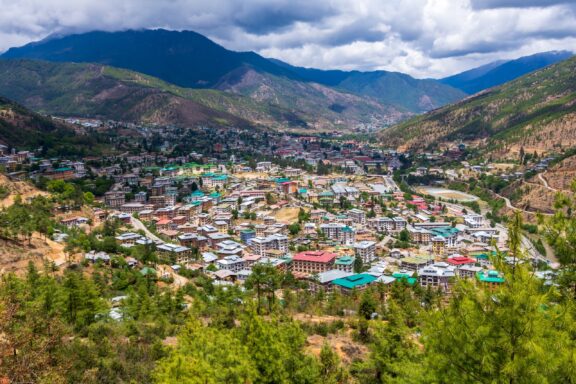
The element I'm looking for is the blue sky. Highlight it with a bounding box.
[0,0,574,78]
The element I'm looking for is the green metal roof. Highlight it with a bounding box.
[392,272,417,286]
[476,270,505,283]
[335,256,354,265]
[429,226,460,238]
[332,273,376,289]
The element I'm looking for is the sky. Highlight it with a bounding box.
[0,0,575,78]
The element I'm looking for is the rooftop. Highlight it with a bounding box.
[332,274,377,289]
[293,250,337,263]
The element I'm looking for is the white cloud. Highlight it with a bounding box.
[0,0,574,78]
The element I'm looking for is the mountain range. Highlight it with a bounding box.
[380,55,576,157]
[0,29,463,117]
[0,59,405,132]
[0,29,573,139]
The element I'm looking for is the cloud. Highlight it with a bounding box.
[470,0,574,9]
[0,0,574,78]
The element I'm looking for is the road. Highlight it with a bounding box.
[130,216,164,243]
[538,171,559,192]
[493,192,553,216]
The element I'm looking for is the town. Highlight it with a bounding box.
[0,116,558,309]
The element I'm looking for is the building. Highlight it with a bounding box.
[431,236,447,256]
[309,270,353,293]
[250,234,289,256]
[476,270,505,290]
[320,223,355,245]
[121,203,146,214]
[216,255,245,273]
[240,229,256,244]
[105,191,126,208]
[292,251,337,274]
[408,226,432,244]
[332,273,377,294]
[418,263,455,292]
[353,241,376,263]
[347,208,366,225]
[335,255,355,272]
[464,214,484,228]
[401,256,434,272]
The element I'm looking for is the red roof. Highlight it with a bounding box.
[293,251,337,263]
[156,218,172,226]
[446,256,476,266]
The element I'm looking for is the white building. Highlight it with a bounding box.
[353,241,377,263]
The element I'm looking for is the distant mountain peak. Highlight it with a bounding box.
[440,50,574,94]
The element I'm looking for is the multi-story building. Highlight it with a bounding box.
[400,256,434,273]
[216,255,245,273]
[250,234,289,256]
[334,256,355,272]
[418,264,455,292]
[240,229,256,244]
[347,208,366,225]
[121,202,146,214]
[464,214,484,228]
[353,240,376,263]
[292,251,337,274]
[407,226,432,244]
[431,236,447,256]
[105,191,126,208]
[320,223,355,245]
[309,270,353,293]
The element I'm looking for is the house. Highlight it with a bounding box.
[60,216,89,228]
[84,251,111,264]
[115,232,143,246]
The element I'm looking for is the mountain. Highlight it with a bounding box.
[0,59,405,132]
[1,29,465,114]
[271,60,467,113]
[379,55,576,157]
[1,29,297,89]
[440,51,573,94]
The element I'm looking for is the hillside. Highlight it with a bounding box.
[380,55,576,157]
[1,29,466,115]
[0,59,405,131]
[214,66,406,129]
[0,59,254,129]
[440,51,573,94]
[0,95,79,149]
[270,60,466,113]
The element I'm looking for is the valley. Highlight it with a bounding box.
[0,22,575,384]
